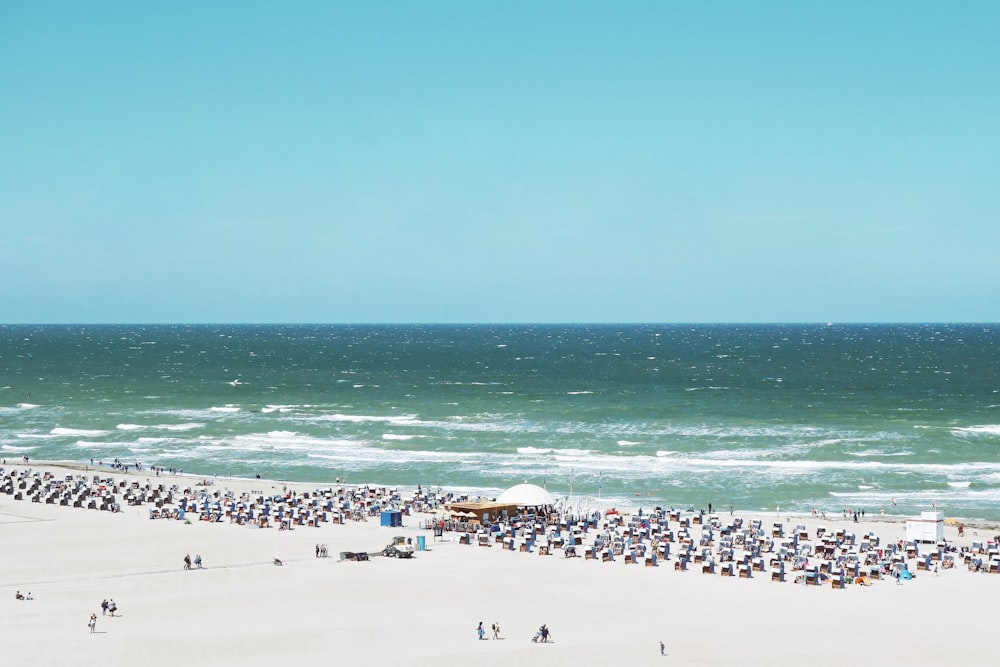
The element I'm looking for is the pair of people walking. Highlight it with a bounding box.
[476,621,502,640]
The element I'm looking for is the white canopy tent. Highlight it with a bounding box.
[496,482,556,508]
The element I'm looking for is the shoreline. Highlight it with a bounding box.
[14,457,1000,531]
[4,459,1000,666]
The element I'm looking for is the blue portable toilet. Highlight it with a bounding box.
[416,535,426,551]
[380,510,402,528]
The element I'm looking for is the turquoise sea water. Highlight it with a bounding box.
[1,324,998,520]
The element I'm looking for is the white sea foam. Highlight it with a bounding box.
[303,449,478,467]
[951,425,1000,437]
[617,440,642,446]
[848,449,914,457]
[196,432,369,460]
[73,440,120,448]
[440,381,503,386]
[382,434,419,441]
[306,413,423,426]
[16,433,58,439]
[947,481,972,488]
[51,427,110,437]
[517,447,553,455]
[262,405,298,413]
[0,444,37,452]
[148,409,230,421]
[829,487,1000,505]
[117,423,204,432]
[210,406,242,413]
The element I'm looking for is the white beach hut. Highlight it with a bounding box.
[905,511,944,543]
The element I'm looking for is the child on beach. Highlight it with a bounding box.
[89,614,97,633]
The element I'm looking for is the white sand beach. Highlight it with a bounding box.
[3,461,998,666]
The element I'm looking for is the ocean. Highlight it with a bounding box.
[2,324,999,520]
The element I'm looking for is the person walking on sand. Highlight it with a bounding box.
[477,621,485,640]
[194,554,202,569]
[183,554,192,570]
[101,599,108,616]
[661,640,666,656]
[108,599,117,616]
[492,621,501,639]
[89,613,97,634]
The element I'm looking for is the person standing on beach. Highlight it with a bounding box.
[101,599,108,616]
[108,599,117,616]
[89,613,97,634]
[492,621,500,639]
[477,621,485,640]
[661,641,665,656]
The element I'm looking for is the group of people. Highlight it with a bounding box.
[100,598,118,616]
[89,598,118,633]
[90,457,187,477]
[14,591,33,601]
[531,624,552,643]
[182,554,203,570]
[475,621,502,640]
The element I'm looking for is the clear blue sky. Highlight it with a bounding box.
[2,2,997,324]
